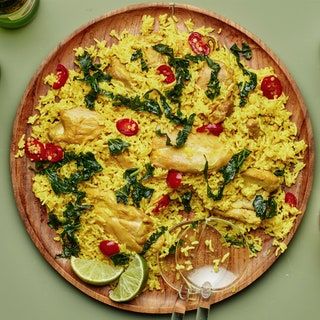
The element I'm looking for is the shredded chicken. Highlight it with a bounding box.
[107,56,133,88]
[213,208,261,226]
[243,168,281,193]
[144,47,165,68]
[49,107,104,144]
[197,61,234,123]
[247,118,260,138]
[209,91,234,124]
[196,61,233,90]
[86,189,153,252]
[150,132,232,173]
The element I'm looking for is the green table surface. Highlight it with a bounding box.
[0,0,319,319]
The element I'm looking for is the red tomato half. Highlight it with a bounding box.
[196,123,223,136]
[285,192,297,207]
[166,170,182,188]
[157,65,175,84]
[116,118,139,136]
[25,137,46,162]
[153,195,170,213]
[99,240,120,257]
[188,32,210,55]
[261,75,283,99]
[45,143,64,163]
[52,64,69,89]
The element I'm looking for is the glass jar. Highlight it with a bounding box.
[0,0,39,29]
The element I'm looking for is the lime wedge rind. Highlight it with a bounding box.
[109,254,148,302]
[70,256,124,286]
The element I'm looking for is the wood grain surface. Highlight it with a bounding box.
[9,3,314,314]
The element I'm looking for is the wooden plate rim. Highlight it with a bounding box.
[9,2,314,314]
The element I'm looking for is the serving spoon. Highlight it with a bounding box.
[157,217,250,319]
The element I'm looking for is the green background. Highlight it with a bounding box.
[0,0,319,319]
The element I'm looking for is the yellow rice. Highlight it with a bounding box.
[19,14,307,291]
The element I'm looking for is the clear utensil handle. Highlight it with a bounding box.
[195,281,212,320]
[171,285,189,320]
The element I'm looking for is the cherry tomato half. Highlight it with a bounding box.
[261,75,283,99]
[157,65,175,84]
[153,195,170,214]
[188,32,210,56]
[44,143,64,163]
[99,240,120,257]
[285,192,297,207]
[25,137,46,162]
[52,64,69,89]
[196,123,223,136]
[116,118,139,136]
[166,170,182,189]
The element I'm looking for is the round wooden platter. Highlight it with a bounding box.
[10,2,314,315]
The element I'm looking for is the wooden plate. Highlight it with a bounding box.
[10,3,314,314]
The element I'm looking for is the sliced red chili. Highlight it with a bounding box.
[116,118,139,136]
[284,192,297,207]
[261,75,283,99]
[153,195,170,213]
[25,137,46,162]
[44,143,64,163]
[188,32,210,56]
[157,65,175,84]
[99,240,120,257]
[196,123,223,136]
[166,170,182,189]
[52,64,69,89]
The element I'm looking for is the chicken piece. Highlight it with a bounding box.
[212,208,261,226]
[208,91,234,124]
[247,119,260,138]
[196,61,233,90]
[242,168,281,193]
[107,56,133,88]
[144,47,165,68]
[197,62,234,124]
[49,107,104,144]
[150,132,233,173]
[231,199,254,210]
[87,188,153,252]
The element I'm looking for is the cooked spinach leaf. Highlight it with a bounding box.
[175,113,196,148]
[155,113,195,149]
[115,167,154,208]
[131,49,149,72]
[141,226,167,256]
[274,169,285,177]
[76,51,112,109]
[152,44,174,57]
[230,42,252,60]
[185,54,221,100]
[39,152,102,202]
[168,239,184,254]
[224,234,246,247]
[205,61,221,100]
[140,163,155,181]
[108,138,130,156]
[110,252,130,266]
[39,152,102,258]
[152,44,191,103]
[253,195,277,220]
[181,191,193,213]
[49,203,92,258]
[112,93,162,117]
[155,129,173,146]
[230,43,257,107]
[204,149,251,201]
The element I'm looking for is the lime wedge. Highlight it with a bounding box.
[70,256,124,286]
[109,254,149,302]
